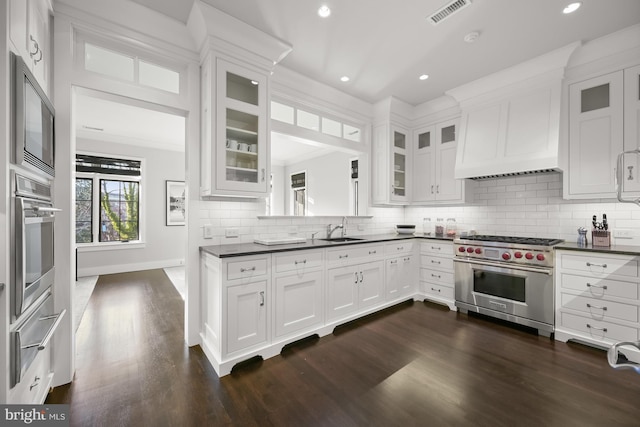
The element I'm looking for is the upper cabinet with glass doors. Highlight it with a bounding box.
[201,57,269,197]
[372,123,410,205]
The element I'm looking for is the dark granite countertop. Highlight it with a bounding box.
[201,233,455,258]
[555,242,640,256]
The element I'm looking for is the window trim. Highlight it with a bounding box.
[75,153,145,248]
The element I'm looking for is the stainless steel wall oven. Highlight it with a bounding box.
[10,172,59,322]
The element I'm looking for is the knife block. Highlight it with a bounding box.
[592,230,611,247]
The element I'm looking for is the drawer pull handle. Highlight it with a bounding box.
[586,262,607,268]
[431,274,441,279]
[240,266,257,273]
[431,287,441,293]
[404,257,411,262]
[30,376,41,391]
[587,303,607,311]
[359,272,364,283]
[259,291,265,306]
[369,250,377,255]
[294,260,307,265]
[587,324,607,332]
[339,254,349,259]
[586,283,608,290]
[397,246,404,250]
[21,309,67,351]
[431,246,441,250]
[355,272,359,284]
[431,260,441,264]
[390,260,398,264]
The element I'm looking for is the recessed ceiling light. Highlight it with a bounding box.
[419,74,429,81]
[340,76,350,82]
[318,5,331,18]
[464,31,480,43]
[563,2,581,14]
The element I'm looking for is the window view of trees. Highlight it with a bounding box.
[99,180,139,242]
[75,178,93,243]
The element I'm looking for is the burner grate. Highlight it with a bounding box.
[463,235,563,246]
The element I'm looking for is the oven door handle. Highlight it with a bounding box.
[32,206,62,213]
[453,258,553,275]
[21,309,66,351]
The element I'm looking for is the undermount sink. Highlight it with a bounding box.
[319,237,364,243]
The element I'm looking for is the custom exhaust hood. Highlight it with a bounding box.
[447,43,580,180]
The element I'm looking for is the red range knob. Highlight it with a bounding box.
[525,253,534,260]
[514,251,523,259]
[502,252,511,260]
[466,247,474,253]
[475,248,482,254]
[458,246,466,253]
[536,253,546,261]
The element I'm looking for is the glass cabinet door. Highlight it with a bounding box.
[216,60,268,194]
[392,129,407,199]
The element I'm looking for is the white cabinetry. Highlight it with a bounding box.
[8,347,52,404]
[372,124,410,204]
[413,118,464,203]
[326,244,385,323]
[621,65,640,194]
[227,280,268,354]
[201,56,269,197]
[419,241,456,310]
[555,250,640,362]
[566,71,624,198]
[9,0,52,95]
[385,241,416,301]
[273,250,324,339]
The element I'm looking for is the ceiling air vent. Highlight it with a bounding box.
[428,0,472,25]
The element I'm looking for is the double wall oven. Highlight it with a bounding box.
[9,172,65,388]
[454,235,563,337]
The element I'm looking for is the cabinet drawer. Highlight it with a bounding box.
[9,347,51,404]
[423,283,454,300]
[227,257,269,281]
[327,244,384,265]
[420,269,454,287]
[422,241,453,256]
[421,254,454,272]
[559,312,638,343]
[384,240,415,255]
[560,273,639,300]
[559,253,638,278]
[274,250,323,274]
[560,293,638,323]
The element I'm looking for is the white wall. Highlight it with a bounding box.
[270,164,285,215]
[283,151,353,216]
[76,138,186,276]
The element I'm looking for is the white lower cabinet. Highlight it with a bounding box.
[226,280,268,354]
[8,346,52,404]
[419,241,456,310]
[200,238,428,377]
[555,250,640,363]
[273,250,324,339]
[326,260,385,323]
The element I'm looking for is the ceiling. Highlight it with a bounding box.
[131,0,640,105]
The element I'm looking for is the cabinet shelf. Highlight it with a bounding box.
[226,166,258,173]
[226,148,258,156]
[227,126,258,136]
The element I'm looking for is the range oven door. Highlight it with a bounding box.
[11,290,65,388]
[12,196,57,321]
[454,258,554,328]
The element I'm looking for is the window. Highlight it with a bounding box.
[291,172,306,216]
[75,154,142,245]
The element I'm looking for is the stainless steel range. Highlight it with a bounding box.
[453,235,563,337]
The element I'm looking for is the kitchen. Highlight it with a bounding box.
[1,0,640,424]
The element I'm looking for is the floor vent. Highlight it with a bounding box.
[428,0,472,25]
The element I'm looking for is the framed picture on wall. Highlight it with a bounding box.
[166,180,186,226]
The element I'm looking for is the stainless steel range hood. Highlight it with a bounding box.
[447,43,580,180]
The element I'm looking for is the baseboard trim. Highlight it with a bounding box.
[77,259,184,277]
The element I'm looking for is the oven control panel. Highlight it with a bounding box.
[454,244,554,268]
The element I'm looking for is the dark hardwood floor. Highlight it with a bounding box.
[47,269,640,426]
